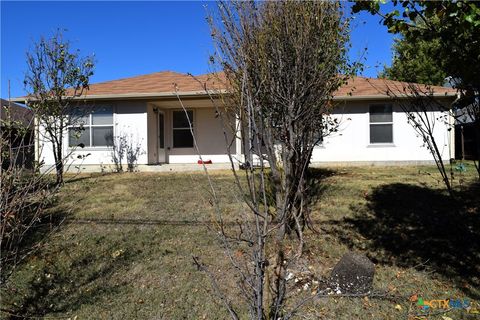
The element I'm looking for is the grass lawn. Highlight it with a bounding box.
[1,164,479,319]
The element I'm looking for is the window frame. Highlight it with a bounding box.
[172,109,195,149]
[68,106,115,149]
[369,104,394,145]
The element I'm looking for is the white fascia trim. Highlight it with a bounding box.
[10,90,228,103]
[12,90,456,103]
[73,90,229,101]
[332,93,457,101]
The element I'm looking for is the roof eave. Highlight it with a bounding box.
[10,90,228,103]
[332,92,457,101]
[11,91,457,103]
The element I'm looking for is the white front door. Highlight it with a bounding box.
[158,111,166,163]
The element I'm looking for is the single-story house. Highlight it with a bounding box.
[12,71,457,171]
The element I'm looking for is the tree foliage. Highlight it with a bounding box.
[24,30,94,184]
[203,1,359,318]
[352,0,480,92]
[353,0,480,176]
[380,33,446,86]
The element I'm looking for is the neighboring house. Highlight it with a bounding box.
[12,71,457,172]
[453,98,479,161]
[455,121,478,160]
[1,98,34,169]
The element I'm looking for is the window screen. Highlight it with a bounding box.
[369,105,393,144]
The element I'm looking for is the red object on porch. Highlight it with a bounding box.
[198,159,212,164]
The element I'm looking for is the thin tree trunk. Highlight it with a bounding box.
[54,140,63,185]
[430,128,454,197]
[270,247,286,320]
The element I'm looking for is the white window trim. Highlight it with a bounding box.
[172,109,195,149]
[368,104,394,146]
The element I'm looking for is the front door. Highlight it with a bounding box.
[158,111,166,163]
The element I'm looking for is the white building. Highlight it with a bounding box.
[13,71,457,171]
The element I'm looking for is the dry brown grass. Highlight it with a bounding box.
[1,164,478,319]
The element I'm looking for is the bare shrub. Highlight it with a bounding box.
[110,132,144,173]
[125,137,144,172]
[0,103,59,285]
[111,134,127,172]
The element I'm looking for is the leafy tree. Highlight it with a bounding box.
[352,0,480,90]
[24,30,94,184]
[380,34,447,86]
[353,0,480,176]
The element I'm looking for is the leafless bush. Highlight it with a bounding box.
[0,104,59,285]
[111,134,127,172]
[126,138,144,173]
[110,132,144,173]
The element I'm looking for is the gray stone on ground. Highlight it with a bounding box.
[329,251,375,294]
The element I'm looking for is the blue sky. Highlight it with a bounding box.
[1,1,395,98]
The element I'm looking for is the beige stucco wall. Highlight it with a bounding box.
[147,98,236,164]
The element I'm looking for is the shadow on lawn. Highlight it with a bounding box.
[326,182,480,298]
[0,200,74,290]
[3,205,142,319]
[4,238,140,320]
[65,171,118,182]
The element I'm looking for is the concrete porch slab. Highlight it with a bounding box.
[59,163,236,173]
[138,163,236,172]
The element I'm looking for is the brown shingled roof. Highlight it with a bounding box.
[82,71,227,96]
[13,70,456,101]
[335,76,456,98]
[83,71,455,97]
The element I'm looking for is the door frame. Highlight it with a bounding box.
[157,110,166,163]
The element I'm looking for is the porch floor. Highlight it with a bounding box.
[138,163,235,172]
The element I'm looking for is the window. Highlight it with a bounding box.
[369,104,393,144]
[172,110,194,148]
[69,106,114,147]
